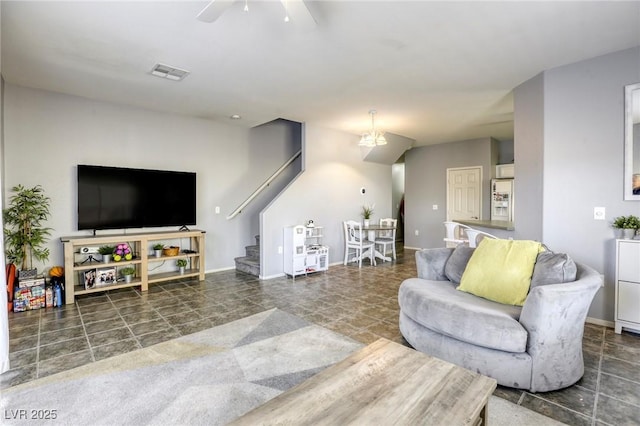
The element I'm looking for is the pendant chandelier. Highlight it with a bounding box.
[359,110,387,147]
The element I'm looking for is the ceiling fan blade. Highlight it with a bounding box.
[280,0,317,29]
[197,0,236,23]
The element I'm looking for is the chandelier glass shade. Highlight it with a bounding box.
[359,110,387,147]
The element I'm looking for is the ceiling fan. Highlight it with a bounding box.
[197,0,316,28]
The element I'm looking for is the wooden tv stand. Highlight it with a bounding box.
[61,229,206,305]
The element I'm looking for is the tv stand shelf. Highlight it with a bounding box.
[61,230,206,305]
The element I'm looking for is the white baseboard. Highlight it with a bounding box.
[403,246,422,251]
[260,272,286,280]
[205,266,235,274]
[586,317,614,329]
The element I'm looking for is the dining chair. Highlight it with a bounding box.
[374,218,397,261]
[443,221,471,247]
[343,220,376,267]
[464,228,498,248]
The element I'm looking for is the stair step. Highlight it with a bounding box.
[245,244,260,258]
[234,256,260,277]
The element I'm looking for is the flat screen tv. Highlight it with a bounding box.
[77,165,196,231]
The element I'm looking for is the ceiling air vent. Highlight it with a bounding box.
[150,63,190,81]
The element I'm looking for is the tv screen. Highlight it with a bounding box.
[77,165,196,231]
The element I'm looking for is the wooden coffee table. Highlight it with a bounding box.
[231,338,497,425]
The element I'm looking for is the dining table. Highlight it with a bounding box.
[362,224,396,262]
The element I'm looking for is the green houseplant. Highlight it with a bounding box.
[152,243,164,258]
[361,204,374,226]
[3,184,52,277]
[98,245,115,263]
[120,266,135,283]
[176,258,188,274]
[361,204,374,219]
[612,215,640,239]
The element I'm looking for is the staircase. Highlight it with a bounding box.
[234,235,260,276]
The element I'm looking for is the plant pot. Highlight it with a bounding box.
[124,275,133,284]
[622,229,637,239]
[154,249,162,258]
[102,254,112,263]
[179,266,185,275]
[364,219,370,227]
[18,268,38,280]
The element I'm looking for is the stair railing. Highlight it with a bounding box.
[227,150,302,220]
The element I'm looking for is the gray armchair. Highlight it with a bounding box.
[399,248,602,392]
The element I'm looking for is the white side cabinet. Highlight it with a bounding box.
[283,225,329,278]
[615,239,640,334]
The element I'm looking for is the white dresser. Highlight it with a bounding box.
[615,239,640,334]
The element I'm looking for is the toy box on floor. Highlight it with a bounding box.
[13,277,46,312]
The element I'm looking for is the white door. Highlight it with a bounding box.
[447,167,482,221]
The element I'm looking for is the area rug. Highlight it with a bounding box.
[1,308,563,425]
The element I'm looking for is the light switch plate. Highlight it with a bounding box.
[594,207,605,220]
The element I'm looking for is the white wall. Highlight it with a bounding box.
[2,84,297,273]
[261,124,392,278]
[0,0,11,374]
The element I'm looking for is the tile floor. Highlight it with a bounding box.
[3,246,640,425]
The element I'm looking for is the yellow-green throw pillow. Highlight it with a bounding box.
[457,238,543,306]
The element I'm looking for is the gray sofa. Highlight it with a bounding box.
[398,247,602,392]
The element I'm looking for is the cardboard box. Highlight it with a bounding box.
[13,285,45,312]
[18,277,45,289]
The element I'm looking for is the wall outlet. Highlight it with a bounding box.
[432,204,438,210]
[415,230,419,236]
[215,206,220,214]
[277,246,283,254]
[594,207,605,220]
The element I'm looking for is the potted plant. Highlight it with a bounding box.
[612,215,640,239]
[120,266,135,283]
[3,184,52,278]
[98,245,115,263]
[361,204,374,227]
[152,243,164,258]
[176,258,188,274]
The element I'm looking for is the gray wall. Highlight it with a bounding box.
[240,119,302,242]
[2,84,392,279]
[513,73,545,241]
[541,47,640,322]
[261,124,392,278]
[392,162,404,220]
[404,137,496,249]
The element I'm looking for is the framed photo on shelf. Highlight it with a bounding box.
[96,267,116,287]
[83,269,97,290]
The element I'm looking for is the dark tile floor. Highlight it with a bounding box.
[3,246,640,425]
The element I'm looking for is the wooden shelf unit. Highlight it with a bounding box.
[61,229,206,305]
